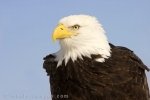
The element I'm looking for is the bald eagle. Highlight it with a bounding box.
[43,15,149,100]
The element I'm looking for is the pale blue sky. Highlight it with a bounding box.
[0,0,150,100]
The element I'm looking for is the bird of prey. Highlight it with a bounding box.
[43,15,149,100]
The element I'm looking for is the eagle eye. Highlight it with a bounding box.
[72,24,80,30]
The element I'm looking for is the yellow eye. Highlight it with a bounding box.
[72,25,80,30]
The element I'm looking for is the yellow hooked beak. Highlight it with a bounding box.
[52,24,73,41]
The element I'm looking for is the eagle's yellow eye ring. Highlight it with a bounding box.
[72,25,80,30]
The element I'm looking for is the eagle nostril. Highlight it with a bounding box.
[60,28,63,30]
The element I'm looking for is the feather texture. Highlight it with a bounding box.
[43,44,150,100]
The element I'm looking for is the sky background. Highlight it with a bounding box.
[0,0,150,100]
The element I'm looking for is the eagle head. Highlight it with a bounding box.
[52,15,111,66]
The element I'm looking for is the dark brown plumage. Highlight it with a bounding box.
[43,44,149,100]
